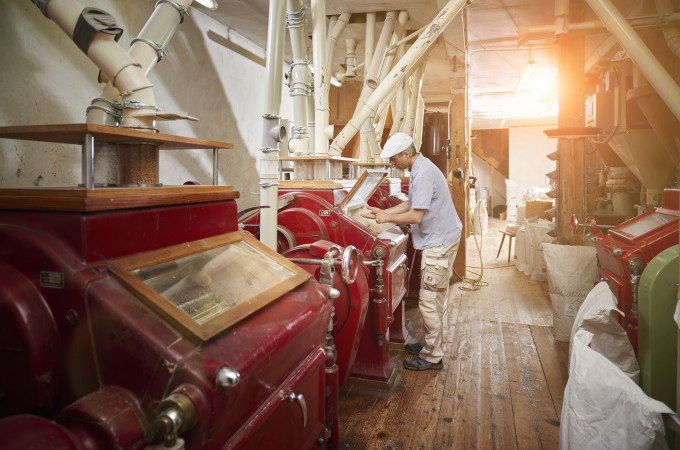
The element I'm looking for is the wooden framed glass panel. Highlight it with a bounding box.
[610,212,676,243]
[109,231,311,342]
[338,170,387,212]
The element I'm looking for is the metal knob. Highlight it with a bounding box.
[216,366,240,388]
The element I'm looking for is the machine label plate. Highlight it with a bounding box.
[319,210,330,216]
[40,271,64,288]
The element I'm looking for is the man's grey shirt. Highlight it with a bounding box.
[408,155,462,250]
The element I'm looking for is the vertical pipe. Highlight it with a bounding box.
[555,0,570,36]
[326,13,351,82]
[365,13,376,74]
[357,11,398,160]
[401,64,425,135]
[259,0,287,249]
[413,95,426,151]
[311,0,329,154]
[286,0,311,155]
[364,12,398,90]
[584,0,680,122]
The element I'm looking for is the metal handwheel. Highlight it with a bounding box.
[341,245,358,284]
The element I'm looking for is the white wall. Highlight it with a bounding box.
[0,0,294,209]
[509,126,557,201]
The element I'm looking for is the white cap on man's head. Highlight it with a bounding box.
[380,132,413,159]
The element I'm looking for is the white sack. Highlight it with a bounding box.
[543,243,599,342]
[524,220,554,278]
[570,281,639,382]
[514,225,527,272]
[560,330,674,450]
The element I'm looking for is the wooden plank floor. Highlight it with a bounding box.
[338,219,569,450]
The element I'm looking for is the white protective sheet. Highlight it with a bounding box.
[570,281,639,382]
[543,243,599,342]
[560,330,674,450]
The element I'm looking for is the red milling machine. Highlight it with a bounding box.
[0,124,364,450]
[592,188,680,353]
[242,170,409,385]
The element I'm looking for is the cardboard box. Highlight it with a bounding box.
[525,201,553,219]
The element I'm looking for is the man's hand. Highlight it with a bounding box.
[374,211,390,224]
[360,206,380,220]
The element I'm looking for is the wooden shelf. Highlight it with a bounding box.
[0,185,239,212]
[279,155,357,162]
[0,123,233,150]
[278,180,345,190]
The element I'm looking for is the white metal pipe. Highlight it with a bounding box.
[413,94,425,151]
[311,0,329,154]
[364,12,398,90]
[131,0,193,75]
[378,11,409,86]
[519,12,680,41]
[389,27,409,136]
[286,0,311,155]
[326,15,338,44]
[326,13,351,82]
[385,25,427,54]
[365,12,376,77]
[401,64,425,135]
[585,0,680,122]
[654,0,680,57]
[390,80,408,136]
[306,94,316,153]
[43,0,156,129]
[374,86,399,139]
[259,0,287,249]
[89,0,194,126]
[355,11,397,159]
[344,38,358,78]
[555,0,570,36]
[329,0,469,156]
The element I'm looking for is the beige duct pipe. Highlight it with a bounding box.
[311,0,331,154]
[555,0,569,36]
[88,0,194,126]
[326,13,351,82]
[654,0,680,57]
[344,38,358,78]
[306,94,316,153]
[585,0,680,122]
[327,15,338,44]
[259,0,287,249]
[364,12,398,90]
[38,0,155,130]
[365,12,376,76]
[357,11,397,160]
[519,12,680,42]
[413,94,425,151]
[378,11,409,88]
[330,0,469,156]
[389,29,409,136]
[401,64,425,135]
[286,0,311,155]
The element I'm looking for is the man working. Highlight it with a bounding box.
[362,132,462,371]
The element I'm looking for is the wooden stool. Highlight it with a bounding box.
[496,229,516,262]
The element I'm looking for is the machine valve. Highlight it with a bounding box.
[146,391,196,448]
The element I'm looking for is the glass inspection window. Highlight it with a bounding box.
[109,231,310,342]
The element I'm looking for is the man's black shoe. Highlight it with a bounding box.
[403,356,443,371]
[405,343,423,356]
